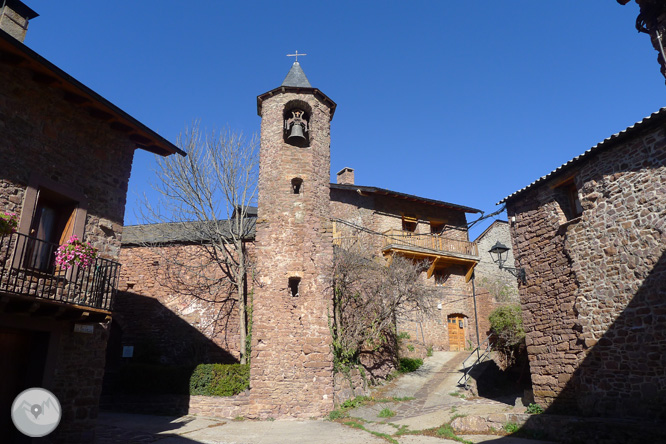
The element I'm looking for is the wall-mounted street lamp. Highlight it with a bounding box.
[488,241,526,284]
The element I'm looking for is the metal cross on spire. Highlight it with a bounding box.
[287,51,307,62]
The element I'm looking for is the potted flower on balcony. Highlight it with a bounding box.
[54,235,98,269]
[0,212,18,236]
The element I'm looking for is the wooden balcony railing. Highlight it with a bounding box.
[0,232,120,311]
[382,229,478,257]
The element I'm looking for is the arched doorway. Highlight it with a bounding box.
[447,314,467,351]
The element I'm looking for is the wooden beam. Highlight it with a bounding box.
[110,121,134,133]
[465,263,476,283]
[427,258,440,279]
[32,71,59,85]
[88,107,114,121]
[0,50,26,65]
[130,133,152,145]
[549,173,578,189]
[63,91,90,105]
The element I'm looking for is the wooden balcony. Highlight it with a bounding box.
[381,229,479,282]
[0,232,119,321]
[382,229,478,257]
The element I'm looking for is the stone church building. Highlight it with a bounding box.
[111,61,512,418]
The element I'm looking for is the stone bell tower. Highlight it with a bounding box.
[249,60,337,418]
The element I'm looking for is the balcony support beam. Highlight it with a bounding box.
[465,262,476,283]
[427,258,440,279]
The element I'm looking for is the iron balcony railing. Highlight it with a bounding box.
[0,232,120,311]
[382,229,479,257]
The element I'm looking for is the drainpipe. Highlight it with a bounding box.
[471,272,481,359]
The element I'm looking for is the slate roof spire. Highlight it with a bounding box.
[281,61,312,88]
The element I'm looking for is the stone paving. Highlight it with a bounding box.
[95,352,556,443]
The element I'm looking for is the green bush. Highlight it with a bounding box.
[489,304,525,346]
[117,364,192,394]
[398,357,423,373]
[489,304,525,367]
[189,363,250,396]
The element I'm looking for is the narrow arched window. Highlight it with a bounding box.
[291,178,303,194]
[289,277,300,297]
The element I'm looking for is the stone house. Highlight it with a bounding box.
[0,2,182,442]
[330,169,483,352]
[500,107,666,420]
[471,220,520,339]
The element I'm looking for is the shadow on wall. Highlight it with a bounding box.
[516,250,666,443]
[101,291,238,415]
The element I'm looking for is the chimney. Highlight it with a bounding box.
[336,167,355,185]
[0,0,38,43]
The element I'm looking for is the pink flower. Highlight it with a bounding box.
[54,235,98,269]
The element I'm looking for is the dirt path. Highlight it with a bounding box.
[343,351,556,443]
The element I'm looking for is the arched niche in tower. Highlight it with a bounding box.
[283,100,312,148]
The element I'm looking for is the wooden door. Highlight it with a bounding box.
[447,314,466,351]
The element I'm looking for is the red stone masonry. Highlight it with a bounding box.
[115,244,243,364]
[0,57,135,442]
[505,121,666,420]
[250,91,335,418]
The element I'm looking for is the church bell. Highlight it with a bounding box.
[288,123,305,141]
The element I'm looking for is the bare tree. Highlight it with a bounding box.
[140,122,258,364]
[331,242,436,372]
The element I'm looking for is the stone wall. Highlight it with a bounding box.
[50,323,110,443]
[0,63,133,258]
[188,393,250,418]
[506,121,666,419]
[0,57,137,442]
[333,367,369,406]
[251,90,335,418]
[112,244,242,365]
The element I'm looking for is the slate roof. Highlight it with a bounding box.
[330,183,482,214]
[498,107,666,204]
[122,218,256,245]
[281,62,312,88]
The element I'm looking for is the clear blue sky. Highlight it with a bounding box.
[25,1,663,239]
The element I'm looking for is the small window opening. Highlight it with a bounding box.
[291,178,303,194]
[554,177,582,222]
[565,183,583,219]
[402,215,417,232]
[430,220,446,234]
[288,277,300,297]
[433,269,448,287]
